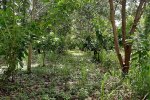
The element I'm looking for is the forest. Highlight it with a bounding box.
[0,0,150,99]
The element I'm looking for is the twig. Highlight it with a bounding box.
[142,93,149,100]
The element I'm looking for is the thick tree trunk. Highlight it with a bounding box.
[123,44,131,74]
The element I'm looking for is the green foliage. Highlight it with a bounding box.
[35,32,61,53]
[130,27,150,98]
[80,65,88,86]
[0,24,28,80]
[99,49,119,69]
[59,65,71,83]
[77,88,89,99]
[100,73,108,100]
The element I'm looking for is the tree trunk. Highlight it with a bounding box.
[123,0,147,74]
[27,43,32,73]
[109,0,124,68]
[42,51,46,67]
[2,0,7,11]
[27,0,36,73]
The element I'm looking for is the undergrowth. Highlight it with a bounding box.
[0,50,149,99]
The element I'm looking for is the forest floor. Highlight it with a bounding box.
[0,50,133,100]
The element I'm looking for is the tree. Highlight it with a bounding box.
[108,0,148,75]
[0,0,29,81]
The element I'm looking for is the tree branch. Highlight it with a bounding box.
[121,0,126,48]
[129,0,147,34]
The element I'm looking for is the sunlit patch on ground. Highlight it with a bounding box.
[67,50,85,56]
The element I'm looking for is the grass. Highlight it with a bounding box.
[0,49,147,99]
